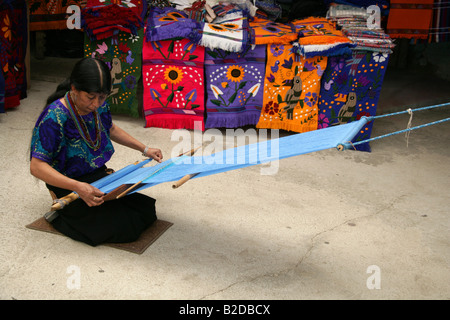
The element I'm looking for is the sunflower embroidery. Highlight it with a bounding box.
[164,66,183,85]
[226,65,244,83]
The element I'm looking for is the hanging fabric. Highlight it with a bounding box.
[256,43,328,133]
[0,0,27,110]
[204,44,266,128]
[142,38,206,130]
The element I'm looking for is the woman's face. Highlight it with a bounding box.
[71,86,107,115]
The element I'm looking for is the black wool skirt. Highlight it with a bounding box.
[47,166,157,247]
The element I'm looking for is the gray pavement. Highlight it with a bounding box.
[0,58,449,300]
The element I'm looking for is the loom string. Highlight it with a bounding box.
[350,117,450,147]
[349,102,450,148]
[405,108,413,148]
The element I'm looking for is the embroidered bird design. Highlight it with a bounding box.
[271,60,280,74]
[348,52,365,76]
[316,64,324,77]
[323,79,334,91]
[283,75,302,120]
[337,92,357,124]
[126,50,134,64]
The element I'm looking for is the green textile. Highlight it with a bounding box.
[84,29,144,117]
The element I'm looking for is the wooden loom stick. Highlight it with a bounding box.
[172,173,200,189]
[172,140,216,189]
[115,146,201,199]
[49,160,143,211]
[50,192,80,211]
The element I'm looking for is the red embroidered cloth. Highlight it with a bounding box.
[142,37,205,130]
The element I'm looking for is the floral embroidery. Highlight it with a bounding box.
[226,65,244,83]
[264,101,279,115]
[164,66,183,85]
[2,15,11,41]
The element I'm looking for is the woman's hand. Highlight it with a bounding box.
[31,158,104,207]
[144,147,163,163]
[109,123,163,163]
[74,181,105,207]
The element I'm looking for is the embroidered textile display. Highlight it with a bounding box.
[249,16,298,45]
[145,6,198,42]
[84,29,144,117]
[28,0,85,31]
[387,0,435,39]
[204,44,266,128]
[256,44,328,133]
[191,13,248,53]
[318,51,389,151]
[291,17,354,57]
[0,0,27,110]
[82,0,146,41]
[142,38,206,130]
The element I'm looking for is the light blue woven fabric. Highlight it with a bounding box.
[98,117,370,194]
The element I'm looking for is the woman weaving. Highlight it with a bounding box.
[30,57,163,247]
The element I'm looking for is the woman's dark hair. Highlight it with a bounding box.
[45,57,112,106]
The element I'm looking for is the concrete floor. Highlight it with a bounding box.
[0,54,449,301]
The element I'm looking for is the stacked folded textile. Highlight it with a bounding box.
[342,29,395,54]
[254,0,282,21]
[82,0,147,41]
[327,4,395,54]
[211,3,239,17]
[145,6,199,42]
[323,0,390,16]
[290,17,355,58]
[249,16,297,45]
